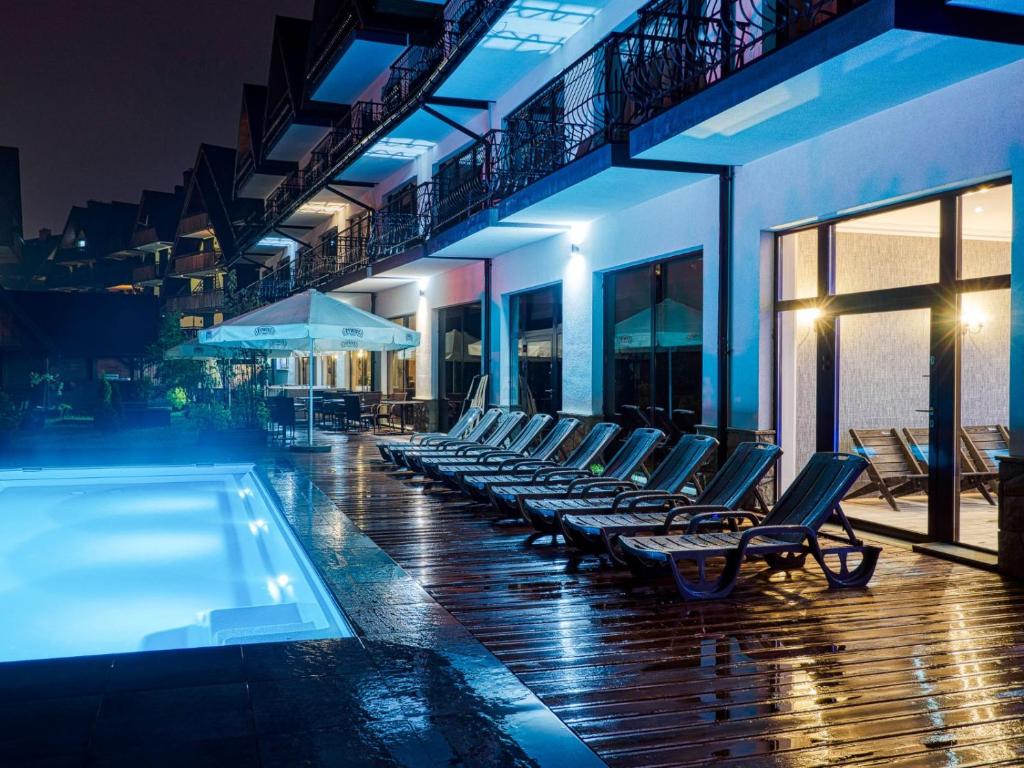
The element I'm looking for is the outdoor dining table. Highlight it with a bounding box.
[377,400,422,434]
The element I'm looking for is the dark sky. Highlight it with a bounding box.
[1,0,313,235]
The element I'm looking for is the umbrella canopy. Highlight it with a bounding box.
[614,297,702,351]
[197,290,421,450]
[164,342,291,361]
[198,290,420,352]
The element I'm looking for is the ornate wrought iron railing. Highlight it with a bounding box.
[306,0,363,94]
[368,182,433,258]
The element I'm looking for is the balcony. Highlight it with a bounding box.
[166,289,225,314]
[172,251,223,277]
[131,263,163,285]
[177,212,215,239]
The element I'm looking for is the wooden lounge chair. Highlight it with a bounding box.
[961,424,1010,498]
[391,408,503,468]
[419,413,552,480]
[562,441,781,563]
[377,407,480,461]
[619,452,879,600]
[521,433,718,539]
[460,422,621,504]
[846,428,927,511]
[406,410,526,472]
[489,427,665,529]
[903,427,996,505]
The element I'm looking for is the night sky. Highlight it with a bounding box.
[1,0,313,235]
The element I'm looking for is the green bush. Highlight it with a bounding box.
[167,387,188,411]
[187,402,232,432]
[0,391,19,430]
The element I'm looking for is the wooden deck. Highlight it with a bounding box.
[292,433,1024,768]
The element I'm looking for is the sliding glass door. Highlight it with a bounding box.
[510,285,562,416]
[775,180,1012,552]
[604,252,703,433]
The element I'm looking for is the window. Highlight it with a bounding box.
[510,285,562,416]
[604,253,703,429]
[387,314,417,395]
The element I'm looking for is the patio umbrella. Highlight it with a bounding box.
[198,289,420,451]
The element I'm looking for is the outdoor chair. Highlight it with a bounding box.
[445,417,582,493]
[903,427,997,505]
[266,396,296,443]
[562,441,781,564]
[961,424,1010,497]
[418,413,552,482]
[521,433,718,540]
[846,428,927,511]
[460,422,620,504]
[373,391,408,435]
[388,408,503,469]
[405,410,528,473]
[377,407,480,461]
[619,452,880,600]
[487,427,665,532]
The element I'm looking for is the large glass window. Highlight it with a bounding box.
[438,302,482,430]
[510,285,562,416]
[387,314,417,396]
[775,180,1012,554]
[605,252,703,432]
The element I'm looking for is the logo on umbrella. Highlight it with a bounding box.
[254,326,276,337]
[342,328,364,338]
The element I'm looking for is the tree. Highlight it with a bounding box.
[146,311,212,398]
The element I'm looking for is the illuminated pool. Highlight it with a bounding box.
[0,464,352,663]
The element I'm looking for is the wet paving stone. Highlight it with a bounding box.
[107,645,245,692]
[241,638,370,681]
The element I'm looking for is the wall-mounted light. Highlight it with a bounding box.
[418,276,430,296]
[569,222,589,246]
[961,303,986,335]
[796,307,822,326]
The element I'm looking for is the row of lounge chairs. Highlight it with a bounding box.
[378,410,882,600]
[847,425,1009,510]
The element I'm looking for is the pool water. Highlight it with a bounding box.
[0,464,352,663]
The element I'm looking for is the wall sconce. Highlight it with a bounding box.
[417,276,430,297]
[961,305,986,335]
[796,306,822,326]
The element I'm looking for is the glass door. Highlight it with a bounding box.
[437,302,482,430]
[510,285,562,416]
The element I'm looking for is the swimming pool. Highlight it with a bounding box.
[0,464,352,663]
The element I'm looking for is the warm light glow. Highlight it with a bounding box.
[961,300,986,334]
[297,200,347,216]
[796,307,822,325]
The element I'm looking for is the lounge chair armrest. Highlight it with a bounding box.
[664,504,731,529]
[611,490,688,512]
[573,479,636,496]
[566,476,618,493]
[499,458,550,471]
[455,444,491,456]
[420,435,450,446]
[684,510,761,533]
[532,467,588,482]
[737,524,818,552]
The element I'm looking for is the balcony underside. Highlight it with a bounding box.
[238,167,295,199]
[379,102,485,146]
[326,254,481,293]
[266,123,332,163]
[433,0,617,102]
[427,209,567,258]
[499,143,711,227]
[311,31,409,105]
[631,0,1024,165]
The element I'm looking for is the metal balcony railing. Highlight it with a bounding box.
[235,149,256,191]
[307,0,363,92]
[263,94,296,156]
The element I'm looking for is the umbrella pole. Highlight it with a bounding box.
[308,336,314,446]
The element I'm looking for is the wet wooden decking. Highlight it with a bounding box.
[292,433,1024,768]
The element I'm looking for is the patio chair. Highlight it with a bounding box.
[460,422,619,503]
[377,407,480,461]
[488,427,665,528]
[846,428,927,511]
[903,427,996,505]
[419,413,552,482]
[387,407,498,467]
[405,410,528,473]
[961,424,1010,497]
[521,433,718,539]
[562,441,781,563]
[373,391,408,435]
[619,452,879,600]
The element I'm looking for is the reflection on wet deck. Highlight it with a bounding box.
[295,433,1024,767]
